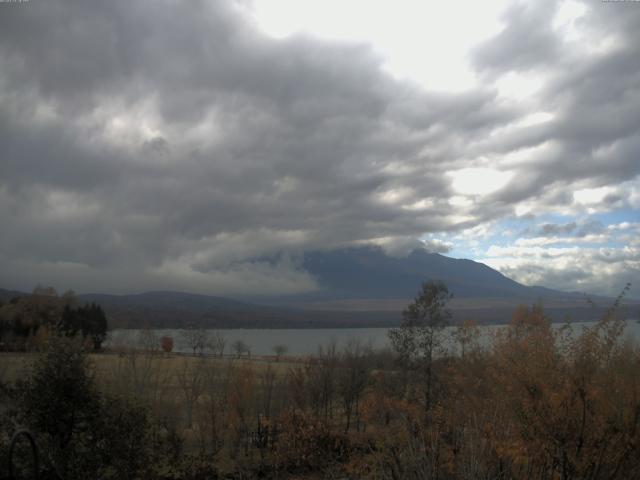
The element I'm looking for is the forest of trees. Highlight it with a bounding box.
[0,282,638,479]
[0,286,108,351]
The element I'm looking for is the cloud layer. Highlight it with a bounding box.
[0,0,638,296]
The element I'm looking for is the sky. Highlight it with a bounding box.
[0,0,638,298]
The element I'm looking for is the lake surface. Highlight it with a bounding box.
[106,320,640,356]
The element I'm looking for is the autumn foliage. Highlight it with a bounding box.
[2,285,639,479]
[160,335,174,354]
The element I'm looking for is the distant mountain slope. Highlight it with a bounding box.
[297,247,580,301]
[0,288,27,302]
[77,291,406,328]
[79,290,256,313]
[3,248,629,328]
[77,291,263,328]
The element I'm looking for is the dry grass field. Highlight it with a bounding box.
[1,349,299,396]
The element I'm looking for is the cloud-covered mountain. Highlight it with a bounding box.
[5,246,627,328]
[297,247,569,300]
[0,0,638,298]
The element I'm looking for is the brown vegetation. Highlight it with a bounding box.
[1,285,639,479]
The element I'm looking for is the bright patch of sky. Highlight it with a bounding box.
[250,0,510,92]
[426,210,639,296]
[449,168,514,196]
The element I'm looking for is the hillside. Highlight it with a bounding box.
[2,248,632,328]
[298,247,581,301]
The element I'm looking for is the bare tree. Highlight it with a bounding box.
[272,344,288,361]
[388,280,452,411]
[451,319,481,358]
[207,330,227,357]
[305,341,338,421]
[338,339,372,431]
[232,339,249,359]
[199,358,232,454]
[258,364,277,419]
[176,356,205,428]
[138,328,160,354]
[181,324,209,356]
[227,363,256,458]
[109,328,168,407]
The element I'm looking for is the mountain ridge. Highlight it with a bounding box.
[290,247,586,301]
[1,247,632,327]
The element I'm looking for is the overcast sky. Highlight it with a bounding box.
[0,0,638,297]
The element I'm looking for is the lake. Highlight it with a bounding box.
[106,320,640,356]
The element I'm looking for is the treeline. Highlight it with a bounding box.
[1,283,639,479]
[0,286,108,351]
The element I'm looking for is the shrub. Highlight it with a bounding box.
[161,335,174,354]
[16,333,151,479]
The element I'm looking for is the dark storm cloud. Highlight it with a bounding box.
[540,222,577,236]
[472,0,562,73]
[475,0,640,183]
[1,0,523,293]
[463,0,640,239]
[0,0,638,295]
[518,220,605,238]
[575,220,605,237]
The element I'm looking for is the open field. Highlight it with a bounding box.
[0,350,300,386]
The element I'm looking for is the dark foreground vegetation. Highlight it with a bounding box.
[1,283,639,479]
[0,286,107,352]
